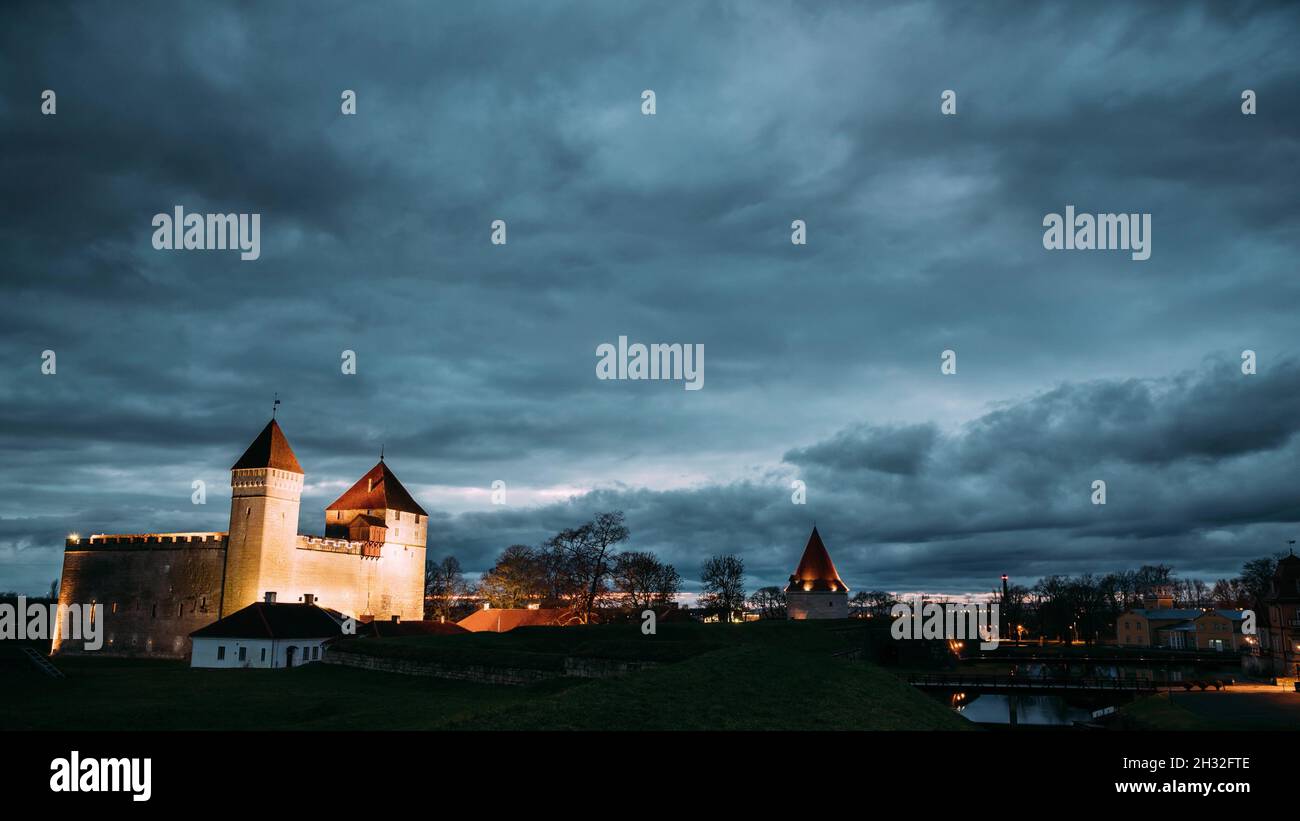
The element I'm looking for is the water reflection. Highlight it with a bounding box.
[953,692,1097,726]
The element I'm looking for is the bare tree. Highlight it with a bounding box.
[857,590,899,619]
[747,586,786,619]
[1211,577,1250,608]
[700,554,746,623]
[653,563,682,607]
[478,544,544,609]
[613,551,680,610]
[1240,556,1280,604]
[424,555,468,621]
[548,511,629,623]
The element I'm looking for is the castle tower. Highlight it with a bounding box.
[324,459,428,551]
[221,419,304,616]
[785,526,849,620]
[319,458,428,620]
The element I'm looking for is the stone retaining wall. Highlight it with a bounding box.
[324,649,656,685]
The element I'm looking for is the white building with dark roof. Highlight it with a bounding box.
[190,598,347,669]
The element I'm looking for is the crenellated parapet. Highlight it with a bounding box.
[65,532,228,550]
[295,534,383,559]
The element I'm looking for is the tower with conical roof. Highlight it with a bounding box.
[222,419,305,616]
[785,525,849,620]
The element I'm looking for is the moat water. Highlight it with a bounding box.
[936,659,1243,726]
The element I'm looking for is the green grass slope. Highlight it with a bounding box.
[0,621,969,731]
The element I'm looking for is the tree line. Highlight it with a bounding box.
[427,513,1286,637]
[984,555,1283,644]
[424,510,754,623]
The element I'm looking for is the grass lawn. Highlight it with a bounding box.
[1114,693,1224,730]
[0,621,970,731]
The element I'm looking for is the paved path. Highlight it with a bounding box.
[1169,688,1300,729]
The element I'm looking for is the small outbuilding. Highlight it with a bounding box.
[190,600,345,669]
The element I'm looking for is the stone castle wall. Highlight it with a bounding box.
[277,536,424,621]
[787,590,849,620]
[54,534,228,658]
[55,448,428,657]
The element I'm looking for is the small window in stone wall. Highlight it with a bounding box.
[217,646,225,660]
[151,604,157,619]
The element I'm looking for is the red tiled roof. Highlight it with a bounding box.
[231,419,303,474]
[456,608,573,633]
[785,526,849,593]
[326,461,427,516]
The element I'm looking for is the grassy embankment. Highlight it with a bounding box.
[0,620,968,731]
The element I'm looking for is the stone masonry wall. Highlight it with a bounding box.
[54,535,227,658]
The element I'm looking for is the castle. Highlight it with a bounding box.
[52,419,428,658]
[785,526,849,619]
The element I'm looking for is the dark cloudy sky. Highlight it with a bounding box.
[2,1,1298,598]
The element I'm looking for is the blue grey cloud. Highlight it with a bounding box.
[1,0,1297,596]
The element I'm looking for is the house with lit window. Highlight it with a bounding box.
[1115,593,1250,652]
[190,596,346,669]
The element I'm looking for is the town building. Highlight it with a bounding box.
[785,526,849,620]
[1115,592,1250,652]
[1260,553,1300,677]
[53,418,428,658]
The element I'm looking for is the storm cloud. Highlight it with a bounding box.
[1,1,1297,596]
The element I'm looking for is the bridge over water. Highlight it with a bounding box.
[908,672,1160,694]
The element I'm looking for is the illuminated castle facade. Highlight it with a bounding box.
[785,526,849,619]
[53,419,428,657]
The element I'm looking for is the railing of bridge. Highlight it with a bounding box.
[907,673,1160,692]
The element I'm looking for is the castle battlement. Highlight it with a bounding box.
[295,534,383,559]
[56,417,425,659]
[66,532,228,549]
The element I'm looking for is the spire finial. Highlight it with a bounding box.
[380,444,385,462]
[272,392,280,419]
